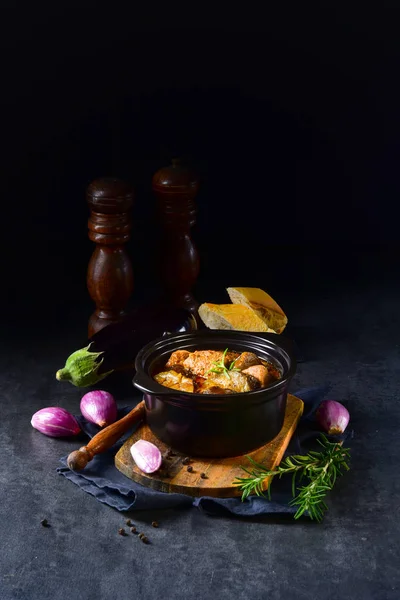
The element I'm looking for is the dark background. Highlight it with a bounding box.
[2,3,400,328]
[1,11,400,599]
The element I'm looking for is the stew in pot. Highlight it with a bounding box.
[153,348,281,394]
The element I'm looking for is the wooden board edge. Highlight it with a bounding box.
[114,394,305,498]
[260,394,304,492]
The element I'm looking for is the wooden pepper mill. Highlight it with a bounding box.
[152,158,200,315]
[86,177,134,338]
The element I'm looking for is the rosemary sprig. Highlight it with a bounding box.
[206,348,240,379]
[232,434,351,522]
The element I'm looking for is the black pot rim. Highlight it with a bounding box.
[133,330,297,404]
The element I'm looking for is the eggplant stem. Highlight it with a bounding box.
[56,368,72,381]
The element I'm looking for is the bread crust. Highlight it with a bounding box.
[226,287,288,334]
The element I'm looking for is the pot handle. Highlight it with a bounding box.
[132,372,149,392]
[132,372,172,395]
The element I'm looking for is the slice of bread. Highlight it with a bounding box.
[226,287,288,334]
[198,303,276,332]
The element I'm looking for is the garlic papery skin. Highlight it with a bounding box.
[80,390,118,428]
[31,407,81,438]
[316,400,350,435]
[130,439,162,473]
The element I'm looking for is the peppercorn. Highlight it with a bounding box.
[151,521,159,528]
[200,472,208,479]
[40,519,50,527]
[141,536,149,544]
[138,533,145,539]
[187,466,193,473]
[182,457,191,465]
[118,528,127,536]
[125,519,132,526]
[130,527,137,534]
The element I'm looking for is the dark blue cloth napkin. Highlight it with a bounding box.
[57,386,353,517]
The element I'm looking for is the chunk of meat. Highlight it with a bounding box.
[165,350,191,369]
[182,350,239,377]
[242,365,276,387]
[205,370,256,393]
[201,386,235,395]
[231,351,261,370]
[154,370,194,393]
[261,360,282,381]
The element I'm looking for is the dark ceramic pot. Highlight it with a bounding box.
[132,330,297,458]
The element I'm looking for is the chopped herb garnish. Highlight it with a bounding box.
[206,348,240,379]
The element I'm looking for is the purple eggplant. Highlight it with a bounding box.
[55,302,198,388]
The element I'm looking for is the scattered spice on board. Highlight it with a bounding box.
[187,466,193,473]
[200,473,208,479]
[40,519,50,527]
[125,519,132,527]
[182,457,191,465]
[118,528,127,536]
[130,527,137,534]
[151,521,159,528]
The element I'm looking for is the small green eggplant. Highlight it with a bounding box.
[55,303,198,387]
[56,344,113,388]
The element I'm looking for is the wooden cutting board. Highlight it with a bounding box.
[114,394,304,498]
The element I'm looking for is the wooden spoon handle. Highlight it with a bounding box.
[67,400,146,471]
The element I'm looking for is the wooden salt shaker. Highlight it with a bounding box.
[152,159,200,315]
[86,178,134,338]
